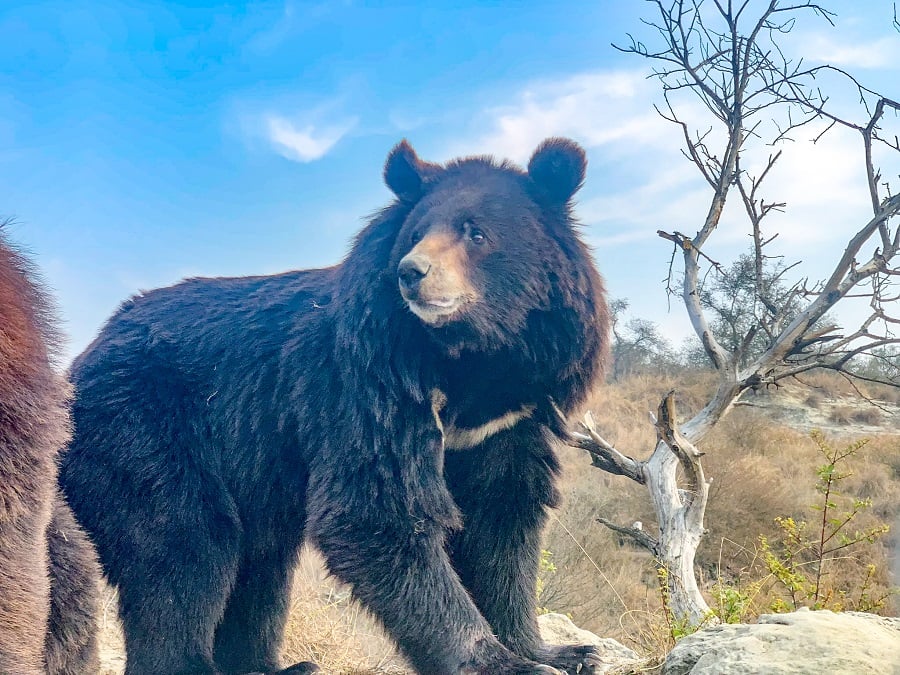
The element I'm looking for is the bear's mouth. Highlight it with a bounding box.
[404,295,464,325]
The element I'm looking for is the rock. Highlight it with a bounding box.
[663,607,900,675]
[538,613,640,672]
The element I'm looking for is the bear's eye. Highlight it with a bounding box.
[468,228,486,245]
[410,230,422,245]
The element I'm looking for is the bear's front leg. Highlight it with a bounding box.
[306,432,561,675]
[445,420,606,674]
[310,510,564,674]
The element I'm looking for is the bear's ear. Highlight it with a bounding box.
[384,140,439,203]
[527,138,587,207]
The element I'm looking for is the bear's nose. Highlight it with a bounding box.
[398,254,431,292]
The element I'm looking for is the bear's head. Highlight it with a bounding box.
[384,138,593,353]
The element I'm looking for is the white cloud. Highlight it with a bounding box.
[264,115,354,162]
[581,166,711,245]
[228,86,357,164]
[449,70,674,163]
[749,133,870,247]
[798,33,900,69]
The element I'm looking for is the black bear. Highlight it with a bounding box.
[0,227,100,674]
[59,138,610,674]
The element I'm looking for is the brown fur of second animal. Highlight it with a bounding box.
[0,226,100,674]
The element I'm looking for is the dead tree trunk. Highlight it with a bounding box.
[572,393,713,626]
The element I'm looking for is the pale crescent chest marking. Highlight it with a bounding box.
[429,388,534,450]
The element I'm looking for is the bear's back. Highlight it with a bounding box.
[65,266,338,492]
[73,266,336,385]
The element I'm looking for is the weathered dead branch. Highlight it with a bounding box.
[563,396,715,624]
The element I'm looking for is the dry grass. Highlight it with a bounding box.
[794,369,900,404]
[828,405,854,425]
[281,550,408,674]
[829,405,883,427]
[803,391,824,409]
[851,407,882,425]
[97,586,125,675]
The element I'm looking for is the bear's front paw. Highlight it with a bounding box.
[536,644,606,674]
[463,660,563,675]
[463,639,565,674]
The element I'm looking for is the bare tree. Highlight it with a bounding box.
[570,0,900,625]
[611,299,677,379]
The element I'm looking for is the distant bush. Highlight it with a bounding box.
[829,406,854,425]
[851,408,882,426]
[828,405,883,426]
[803,392,823,409]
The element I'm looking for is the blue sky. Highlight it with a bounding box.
[1,1,898,362]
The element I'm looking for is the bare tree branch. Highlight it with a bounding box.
[577,411,645,482]
[597,517,661,555]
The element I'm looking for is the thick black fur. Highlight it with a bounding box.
[59,138,610,674]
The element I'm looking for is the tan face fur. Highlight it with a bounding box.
[398,230,480,326]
